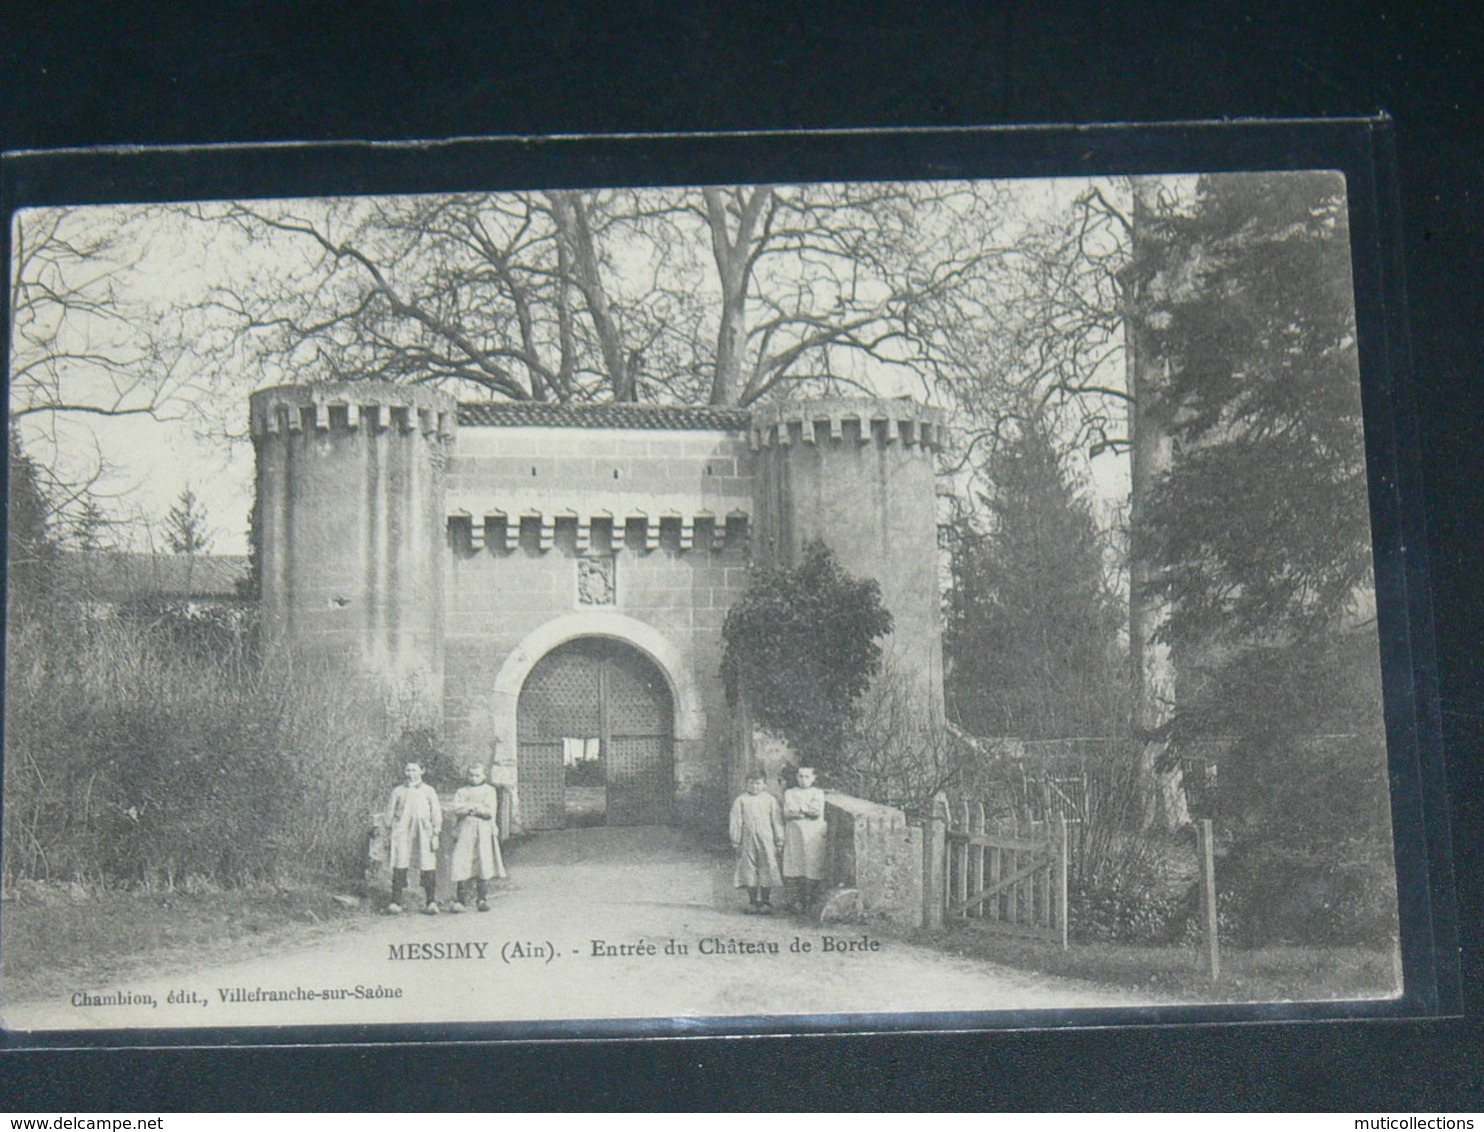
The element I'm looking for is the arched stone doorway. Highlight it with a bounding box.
[517,638,675,829]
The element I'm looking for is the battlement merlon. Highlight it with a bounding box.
[249,382,458,442]
[748,397,946,451]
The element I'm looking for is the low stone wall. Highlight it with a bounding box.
[823,793,927,928]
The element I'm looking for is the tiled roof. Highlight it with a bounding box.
[56,552,251,600]
[458,401,751,431]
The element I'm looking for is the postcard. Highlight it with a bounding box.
[0,126,1447,1042]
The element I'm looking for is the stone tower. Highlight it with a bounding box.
[749,397,946,718]
[249,382,457,719]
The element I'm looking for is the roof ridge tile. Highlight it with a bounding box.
[457,402,750,431]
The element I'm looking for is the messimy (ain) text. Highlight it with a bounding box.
[387,940,490,961]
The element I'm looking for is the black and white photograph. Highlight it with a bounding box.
[0,150,1423,1036]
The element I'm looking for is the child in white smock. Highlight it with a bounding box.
[449,763,505,912]
[729,770,785,914]
[782,765,828,913]
[386,761,442,915]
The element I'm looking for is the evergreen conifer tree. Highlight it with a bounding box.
[1134,171,1392,943]
[6,428,58,607]
[164,486,214,555]
[945,409,1125,740]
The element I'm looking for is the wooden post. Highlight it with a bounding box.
[1007,814,1021,925]
[1054,813,1069,951]
[968,802,985,921]
[955,800,970,919]
[991,818,1003,925]
[1197,817,1220,980]
[1033,818,1048,929]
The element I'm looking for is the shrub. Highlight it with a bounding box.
[1163,621,1396,948]
[831,663,962,816]
[1176,836,1399,948]
[940,737,1199,944]
[1070,877,1187,946]
[721,542,892,771]
[3,604,431,890]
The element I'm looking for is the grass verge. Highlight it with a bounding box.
[923,921,1402,1003]
[1,879,377,1005]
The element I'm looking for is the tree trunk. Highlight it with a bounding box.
[703,187,768,407]
[548,192,632,401]
[1126,177,1189,832]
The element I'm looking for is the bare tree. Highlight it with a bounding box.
[10,207,200,427]
[188,182,1017,409]
[926,181,1136,482]
[8,205,208,540]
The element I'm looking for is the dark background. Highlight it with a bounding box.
[1,0,1479,1111]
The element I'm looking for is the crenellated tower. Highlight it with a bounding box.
[749,397,946,719]
[249,382,457,719]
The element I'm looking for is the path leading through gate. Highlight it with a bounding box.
[3,827,1146,1033]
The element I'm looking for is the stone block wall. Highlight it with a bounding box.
[824,793,926,928]
[447,424,754,521]
[441,424,755,830]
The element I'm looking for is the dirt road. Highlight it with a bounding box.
[4,827,1146,1033]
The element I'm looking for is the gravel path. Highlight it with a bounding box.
[4,827,1144,1033]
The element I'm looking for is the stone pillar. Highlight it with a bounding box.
[923,794,947,930]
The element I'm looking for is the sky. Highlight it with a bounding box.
[10,175,1137,558]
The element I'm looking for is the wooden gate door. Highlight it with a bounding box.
[517,638,675,829]
[937,798,1070,949]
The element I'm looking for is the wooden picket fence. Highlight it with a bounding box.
[935,796,1069,949]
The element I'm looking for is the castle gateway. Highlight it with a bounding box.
[249,383,945,832]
